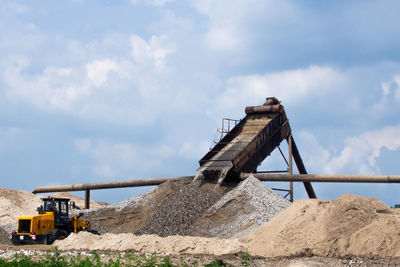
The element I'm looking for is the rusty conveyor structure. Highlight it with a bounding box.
[195,97,317,199]
[32,97,400,207]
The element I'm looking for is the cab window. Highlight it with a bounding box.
[60,201,68,215]
[44,200,57,212]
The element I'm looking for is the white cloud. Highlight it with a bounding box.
[206,25,241,52]
[298,131,331,173]
[394,75,400,102]
[193,0,248,52]
[372,74,400,115]
[178,140,211,160]
[74,138,174,178]
[299,124,400,175]
[193,0,295,52]
[381,82,390,96]
[0,127,22,153]
[130,0,175,6]
[4,2,29,14]
[86,59,119,87]
[214,65,345,114]
[3,57,91,111]
[1,33,187,126]
[130,34,176,69]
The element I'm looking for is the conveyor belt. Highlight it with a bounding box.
[195,98,316,199]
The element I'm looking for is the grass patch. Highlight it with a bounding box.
[0,248,253,267]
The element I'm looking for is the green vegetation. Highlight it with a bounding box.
[0,248,253,267]
[240,250,252,267]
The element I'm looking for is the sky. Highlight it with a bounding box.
[1,0,400,205]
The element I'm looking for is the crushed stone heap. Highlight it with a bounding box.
[191,176,290,238]
[82,178,232,236]
[82,176,290,238]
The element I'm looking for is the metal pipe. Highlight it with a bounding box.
[32,173,400,196]
[245,104,283,114]
[240,173,400,183]
[32,176,195,194]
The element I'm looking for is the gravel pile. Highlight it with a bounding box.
[135,179,231,237]
[191,176,291,238]
[80,177,289,238]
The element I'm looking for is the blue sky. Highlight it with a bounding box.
[1,0,400,205]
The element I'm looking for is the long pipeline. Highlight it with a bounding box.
[240,173,400,183]
[32,176,195,194]
[33,173,400,194]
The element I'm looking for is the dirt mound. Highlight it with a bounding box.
[80,187,158,234]
[0,188,42,226]
[54,231,245,255]
[192,176,290,238]
[244,194,400,258]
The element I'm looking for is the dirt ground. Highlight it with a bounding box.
[2,181,400,266]
[1,244,400,266]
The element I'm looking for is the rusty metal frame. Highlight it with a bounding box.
[214,118,241,144]
[255,134,294,202]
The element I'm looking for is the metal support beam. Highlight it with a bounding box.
[289,136,317,199]
[85,189,90,209]
[288,135,294,202]
[240,173,400,183]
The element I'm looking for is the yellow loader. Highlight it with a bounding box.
[10,197,98,245]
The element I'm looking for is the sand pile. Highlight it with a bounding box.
[55,194,400,259]
[54,231,245,255]
[0,187,42,226]
[80,186,159,234]
[244,194,400,258]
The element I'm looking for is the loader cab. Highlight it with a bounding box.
[41,197,70,227]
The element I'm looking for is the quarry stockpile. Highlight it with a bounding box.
[191,176,290,238]
[134,179,229,236]
[0,188,42,227]
[82,178,232,236]
[56,194,400,259]
[82,176,289,238]
[244,194,400,258]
